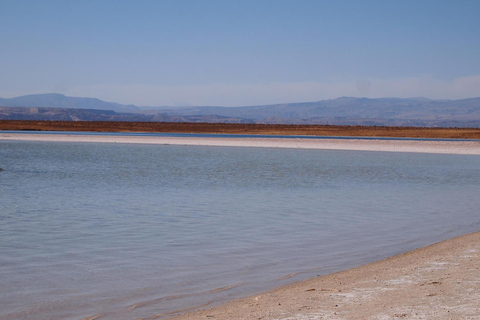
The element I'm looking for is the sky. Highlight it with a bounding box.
[1,0,480,107]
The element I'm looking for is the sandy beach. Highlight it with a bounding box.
[1,133,480,155]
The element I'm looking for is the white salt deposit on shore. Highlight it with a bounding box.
[1,133,480,155]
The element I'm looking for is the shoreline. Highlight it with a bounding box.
[1,133,480,155]
[168,231,480,319]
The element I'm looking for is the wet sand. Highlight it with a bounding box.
[1,133,480,155]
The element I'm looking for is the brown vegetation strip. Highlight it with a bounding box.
[1,120,480,139]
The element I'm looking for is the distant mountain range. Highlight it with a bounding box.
[1,93,480,127]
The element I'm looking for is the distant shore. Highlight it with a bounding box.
[169,231,480,320]
[1,132,480,155]
[1,120,480,139]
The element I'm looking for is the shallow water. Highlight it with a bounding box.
[1,141,480,319]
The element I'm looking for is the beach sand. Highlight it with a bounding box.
[1,133,480,155]
[2,133,479,319]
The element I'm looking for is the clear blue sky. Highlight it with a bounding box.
[1,0,479,106]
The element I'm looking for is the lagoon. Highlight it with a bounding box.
[1,140,480,319]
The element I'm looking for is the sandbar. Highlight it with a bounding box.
[1,133,480,155]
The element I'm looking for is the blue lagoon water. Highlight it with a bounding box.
[1,140,480,319]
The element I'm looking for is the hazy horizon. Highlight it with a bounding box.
[1,1,479,107]
[2,92,480,109]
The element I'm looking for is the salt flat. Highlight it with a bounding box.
[1,133,480,155]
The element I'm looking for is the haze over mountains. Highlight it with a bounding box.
[1,93,480,127]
